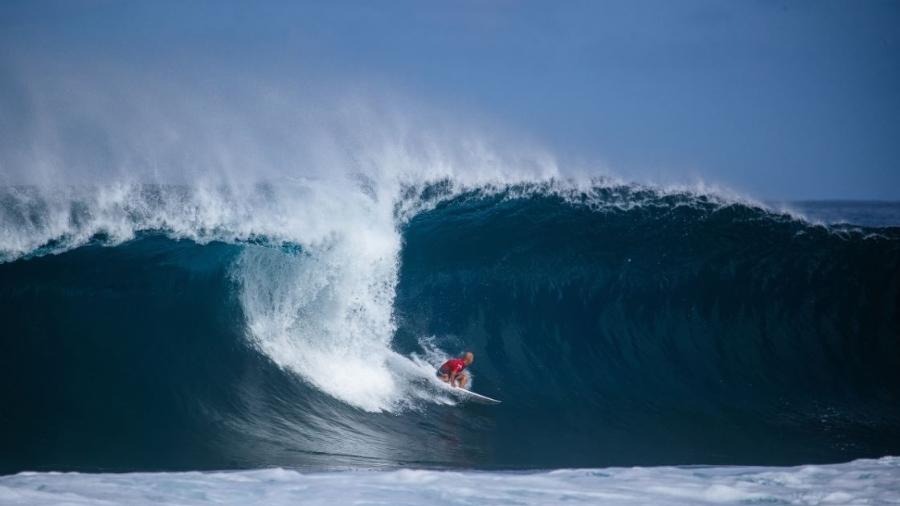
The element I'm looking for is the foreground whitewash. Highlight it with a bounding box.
[1,457,898,506]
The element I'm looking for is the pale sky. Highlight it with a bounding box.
[1,0,898,200]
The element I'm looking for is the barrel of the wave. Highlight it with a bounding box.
[392,187,900,467]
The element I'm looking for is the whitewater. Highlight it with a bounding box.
[1,457,898,506]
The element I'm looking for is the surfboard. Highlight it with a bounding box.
[436,382,502,405]
[452,388,502,405]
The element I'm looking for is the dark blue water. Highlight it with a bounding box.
[1,188,898,474]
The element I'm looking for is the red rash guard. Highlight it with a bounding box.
[439,358,466,375]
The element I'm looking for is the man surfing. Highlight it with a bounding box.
[436,351,474,389]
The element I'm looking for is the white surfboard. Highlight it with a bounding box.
[451,388,502,405]
[436,381,501,405]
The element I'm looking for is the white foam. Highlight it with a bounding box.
[1,457,898,505]
[229,177,404,412]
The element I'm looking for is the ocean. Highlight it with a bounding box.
[1,181,898,504]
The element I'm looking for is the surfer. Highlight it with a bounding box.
[437,352,474,389]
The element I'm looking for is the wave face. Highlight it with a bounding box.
[1,183,899,473]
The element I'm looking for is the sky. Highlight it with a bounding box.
[1,0,898,200]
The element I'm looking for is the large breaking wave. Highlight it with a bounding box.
[0,179,898,473]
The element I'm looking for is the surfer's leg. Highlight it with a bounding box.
[438,373,450,383]
[458,374,468,389]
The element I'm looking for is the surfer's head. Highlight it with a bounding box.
[463,351,474,365]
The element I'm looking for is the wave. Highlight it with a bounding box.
[0,180,898,472]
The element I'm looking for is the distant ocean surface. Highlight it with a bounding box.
[1,182,897,505]
[774,200,900,228]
